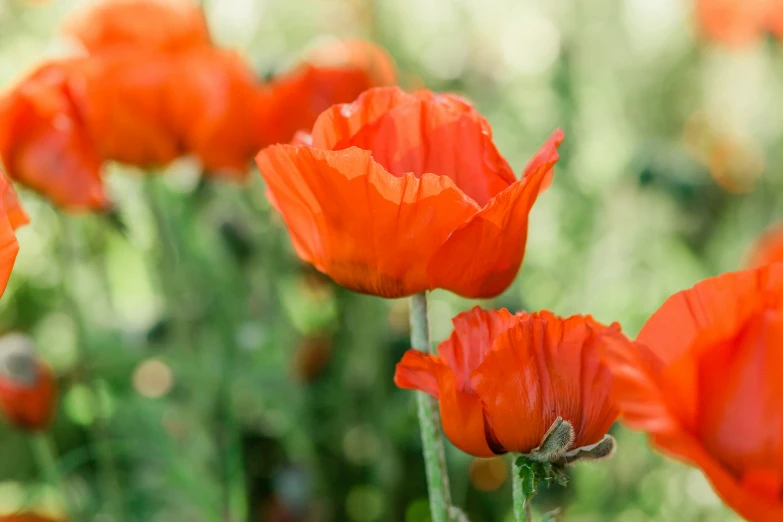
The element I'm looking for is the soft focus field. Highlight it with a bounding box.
[2,0,782,520]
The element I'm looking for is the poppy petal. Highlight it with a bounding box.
[653,431,783,522]
[427,131,563,298]
[471,313,619,453]
[395,349,494,457]
[168,49,260,178]
[76,51,181,167]
[437,306,522,390]
[637,265,783,365]
[64,0,211,54]
[0,63,106,211]
[312,87,516,206]
[0,174,20,298]
[255,145,479,297]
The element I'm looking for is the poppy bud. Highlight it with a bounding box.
[0,334,57,431]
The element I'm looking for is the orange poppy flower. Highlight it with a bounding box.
[746,222,783,268]
[258,40,397,146]
[696,0,782,45]
[0,335,56,432]
[0,171,27,299]
[166,48,263,178]
[394,307,625,459]
[603,264,783,522]
[64,0,210,54]
[256,87,563,298]
[75,51,183,168]
[0,62,106,211]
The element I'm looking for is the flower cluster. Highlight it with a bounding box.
[0,0,395,210]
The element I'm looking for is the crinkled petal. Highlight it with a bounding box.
[255,145,479,297]
[427,130,563,298]
[471,312,619,453]
[395,349,494,457]
[437,306,522,390]
[312,87,516,206]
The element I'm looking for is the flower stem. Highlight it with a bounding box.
[512,455,533,522]
[409,292,452,522]
[30,432,80,521]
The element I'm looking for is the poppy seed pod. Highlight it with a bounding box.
[0,334,57,431]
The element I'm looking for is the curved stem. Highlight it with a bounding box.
[30,432,80,521]
[409,292,452,522]
[512,456,533,522]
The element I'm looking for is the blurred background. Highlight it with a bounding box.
[2,0,782,520]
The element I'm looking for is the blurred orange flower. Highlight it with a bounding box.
[746,222,783,268]
[0,335,56,432]
[258,40,397,146]
[696,0,783,45]
[0,172,28,298]
[256,87,562,298]
[0,62,106,210]
[64,0,211,54]
[395,307,625,459]
[603,264,783,522]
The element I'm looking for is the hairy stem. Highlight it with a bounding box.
[409,292,452,522]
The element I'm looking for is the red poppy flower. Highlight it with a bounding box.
[746,222,783,268]
[0,62,106,211]
[0,335,56,432]
[75,51,182,168]
[696,0,782,45]
[256,87,563,298]
[394,307,625,459]
[166,48,264,178]
[603,264,783,522]
[258,40,397,146]
[64,0,210,54]
[0,171,27,299]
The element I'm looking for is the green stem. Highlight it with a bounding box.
[30,432,80,521]
[57,216,125,521]
[409,292,452,522]
[512,456,533,522]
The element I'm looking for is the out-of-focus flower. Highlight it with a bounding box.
[746,222,783,268]
[63,0,210,54]
[0,172,28,297]
[0,62,106,210]
[395,307,625,461]
[291,334,333,383]
[256,87,562,298]
[0,334,57,432]
[469,457,508,492]
[682,111,764,193]
[603,264,783,522]
[167,48,264,178]
[696,0,783,46]
[258,40,397,146]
